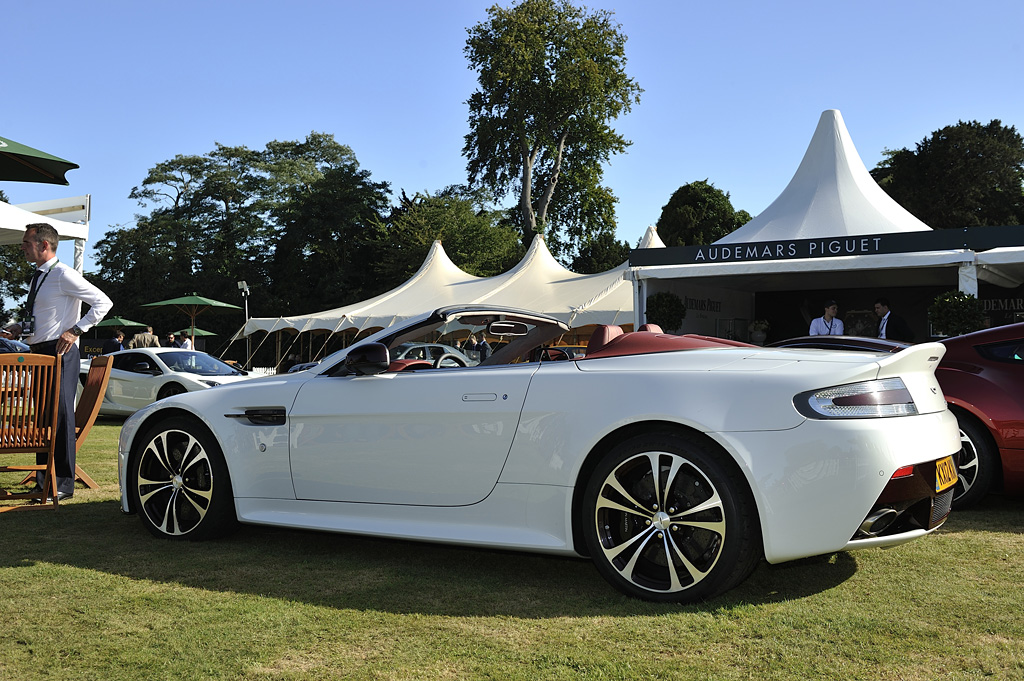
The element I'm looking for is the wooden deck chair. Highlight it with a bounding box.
[18,355,113,490]
[72,355,113,488]
[0,353,63,511]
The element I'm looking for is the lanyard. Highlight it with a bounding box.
[26,261,57,316]
[825,318,834,335]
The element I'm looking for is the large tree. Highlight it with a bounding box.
[570,229,631,273]
[364,185,522,285]
[655,180,748,247]
[93,133,389,337]
[870,120,1024,229]
[270,159,391,313]
[463,0,641,259]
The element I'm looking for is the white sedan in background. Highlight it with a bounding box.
[87,348,253,416]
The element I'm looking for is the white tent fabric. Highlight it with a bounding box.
[0,200,89,244]
[717,109,931,243]
[242,233,654,337]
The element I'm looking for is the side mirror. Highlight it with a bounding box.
[488,321,529,336]
[344,343,390,376]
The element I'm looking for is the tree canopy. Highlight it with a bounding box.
[870,119,1024,229]
[655,180,748,247]
[365,185,523,285]
[463,0,641,261]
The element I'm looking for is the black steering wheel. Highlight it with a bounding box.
[433,353,467,368]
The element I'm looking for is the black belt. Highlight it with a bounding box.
[30,340,59,354]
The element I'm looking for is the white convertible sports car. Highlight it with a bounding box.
[90,348,252,416]
[118,306,960,602]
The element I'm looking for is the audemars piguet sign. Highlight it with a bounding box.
[629,225,1024,267]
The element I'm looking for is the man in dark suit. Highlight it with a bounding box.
[874,297,914,342]
[102,330,125,354]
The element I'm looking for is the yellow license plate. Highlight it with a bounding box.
[935,455,958,493]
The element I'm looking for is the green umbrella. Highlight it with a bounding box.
[172,327,217,337]
[143,293,241,339]
[94,316,148,330]
[0,134,79,185]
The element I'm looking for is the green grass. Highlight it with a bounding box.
[2,421,1022,680]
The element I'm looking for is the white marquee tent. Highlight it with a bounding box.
[627,109,1024,332]
[717,110,932,243]
[241,228,665,341]
[1,198,90,270]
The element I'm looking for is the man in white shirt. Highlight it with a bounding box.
[180,335,194,350]
[21,223,113,501]
[809,299,844,336]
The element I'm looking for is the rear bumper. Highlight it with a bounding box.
[844,452,957,550]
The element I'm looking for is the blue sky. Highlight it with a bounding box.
[4,0,1022,271]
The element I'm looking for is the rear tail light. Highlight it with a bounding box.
[796,378,918,419]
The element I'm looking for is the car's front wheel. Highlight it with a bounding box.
[157,383,187,401]
[582,432,762,602]
[129,416,238,540]
[952,410,998,509]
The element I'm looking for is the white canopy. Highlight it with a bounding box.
[717,109,931,243]
[0,199,89,244]
[241,231,665,338]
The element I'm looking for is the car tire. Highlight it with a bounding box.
[157,383,187,401]
[129,416,238,540]
[951,410,998,509]
[582,431,762,603]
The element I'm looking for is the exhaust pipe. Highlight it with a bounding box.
[858,508,899,537]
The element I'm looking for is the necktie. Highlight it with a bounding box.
[26,268,43,316]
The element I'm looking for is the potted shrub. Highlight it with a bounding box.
[748,319,770,345]
[645,292,686,332]
[927,291,985,337]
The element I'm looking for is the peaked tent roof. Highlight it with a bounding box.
[717,109,932,243]
[242,234,655,337]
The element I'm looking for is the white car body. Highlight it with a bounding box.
[89,348,252,415]
[117,306,960,602]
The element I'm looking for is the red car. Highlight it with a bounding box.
[771,323,1024,508]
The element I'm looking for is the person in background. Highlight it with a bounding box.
[166,332,181,348]
[809,299,844,336]
[128,326,161,348]
[20,223,113,501]
[874,297,914,342]
[102,329,126,354]
[179,334,193,350]
[477,333,492,361]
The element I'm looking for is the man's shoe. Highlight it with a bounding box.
[47,491,73,502]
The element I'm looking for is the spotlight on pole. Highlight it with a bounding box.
[237,281,250,369]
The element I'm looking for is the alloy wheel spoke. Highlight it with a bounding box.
[664,532,714,588]
[603,471,654,516]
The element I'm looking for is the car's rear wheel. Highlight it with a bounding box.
[129,416,237,540]
[952,411,997,509]
[582,432,761,602]
[157,383,187,400]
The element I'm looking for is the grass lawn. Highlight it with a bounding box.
[2,420,1022,680]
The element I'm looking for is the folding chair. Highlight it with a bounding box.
[72,355,113,488]
[18,355,113,490]
[0,353,62,511]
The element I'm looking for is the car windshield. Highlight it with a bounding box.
[160,351,246,376]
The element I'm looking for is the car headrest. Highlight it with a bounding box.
[637,323,663,333]
[586,325,624,355]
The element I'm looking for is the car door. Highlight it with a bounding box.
[288,363,538,506]
[109,352,162,410]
